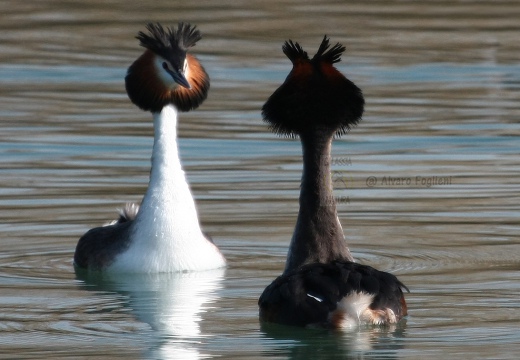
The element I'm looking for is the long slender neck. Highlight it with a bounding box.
[111,103,225,272]
[149,105,184,183]
[284,130,353,273]
[133,104,203,240]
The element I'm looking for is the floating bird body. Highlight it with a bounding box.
[74,23,225,273]
[258,37,408,328]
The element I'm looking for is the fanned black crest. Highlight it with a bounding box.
[262,36,364,137]
[137,22,201,60]
[282,40,308,63]
[312,36,345,64]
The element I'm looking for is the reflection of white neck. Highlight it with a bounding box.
[110,104,225,272]
[103,269,225,360]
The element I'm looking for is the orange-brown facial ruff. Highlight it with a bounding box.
[125,23,210,113]
[170,53,209,111]
[125,49,209,113]
[262,36,364,137]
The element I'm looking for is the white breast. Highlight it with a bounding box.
[108,105,225,273]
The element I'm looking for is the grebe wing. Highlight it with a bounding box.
[74,220,133,270]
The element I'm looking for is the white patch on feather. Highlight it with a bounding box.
[329,292,374,328]
[104,203,140,226]
[329,292,401,328]
[365,307,397,325]
[120,202,139,221]
[307,293,323,302]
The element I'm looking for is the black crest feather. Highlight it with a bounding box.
[262,36,364,137]
[137,22,201,58]
[312,36,345,64]
[282,40,309,63]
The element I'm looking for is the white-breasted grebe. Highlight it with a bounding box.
[258,37,408,328]
[74,23,226,272]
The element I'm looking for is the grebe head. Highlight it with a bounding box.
[125,22,210,113]
[262,36,364,137]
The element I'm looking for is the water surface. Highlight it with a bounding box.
[1,1,519,359]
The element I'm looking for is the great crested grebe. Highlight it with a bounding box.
[74,23,226,272]
[258,37,408,328]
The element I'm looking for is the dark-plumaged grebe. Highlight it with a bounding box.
[74,23,226,272]
[258,37,408,328]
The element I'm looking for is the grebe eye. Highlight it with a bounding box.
[162,62,169,70]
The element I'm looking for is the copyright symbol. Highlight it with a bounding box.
[366,176,377,187]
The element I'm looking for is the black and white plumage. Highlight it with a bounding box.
[260,261,408,328]
[74,23,225,272]
[258,37,408,328]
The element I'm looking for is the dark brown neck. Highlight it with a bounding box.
[284,129,353,273]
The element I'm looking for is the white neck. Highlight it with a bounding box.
[139,105,198,220]
[110,104,225,272]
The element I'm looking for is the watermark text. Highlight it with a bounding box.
[366,175,452,188]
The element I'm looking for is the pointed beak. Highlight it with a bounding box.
[165,68,191,89]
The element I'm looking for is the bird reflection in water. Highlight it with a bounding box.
[76,268,225,359]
